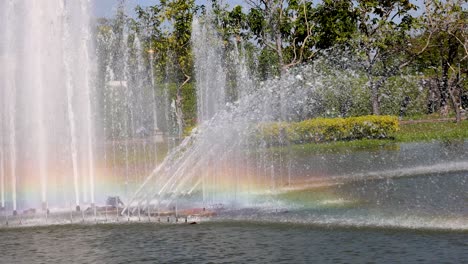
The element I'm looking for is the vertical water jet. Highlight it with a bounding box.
[0,147,4,210]
[0,0,96,214]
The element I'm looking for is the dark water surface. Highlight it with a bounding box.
[0,222,466,264]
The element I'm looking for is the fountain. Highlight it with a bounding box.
[0,2,466,263]
[122,15,467,231]
[0,2,466,232]
[0,0,96,214]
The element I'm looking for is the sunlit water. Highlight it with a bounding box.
[1,222,466,263]
[0,141,466,262]
[1,142,466,231]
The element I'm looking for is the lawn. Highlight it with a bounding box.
[396,120,468,142]
[270,120,468,155]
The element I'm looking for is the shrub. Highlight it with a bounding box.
[257,115,399,145]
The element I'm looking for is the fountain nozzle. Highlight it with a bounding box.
[75,205,81,212]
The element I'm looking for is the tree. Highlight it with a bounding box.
[135,0,199,133]
[246,0,356,76]
[352,0,418,115]
[312,0,357,50]
[246,0,286,74]
[161,0,197,132]
[209,1,249,42]
[419,0,468,123]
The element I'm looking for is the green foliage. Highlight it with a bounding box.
[312,0,357,50]
[396,120,468,142]
[257,48,281,79]
[379,75,427,117]
[180,82,197,127]
[258,115,399,145]
[312,59,371,117]
[134,0,197,82]
[351,0,419,115]
[211,2,249,41]
[244,0,357,71]
[245,5,267,46]
[160,81,197,128]
[265,120,468,156]
[96,0,468,136]
[412,0,468,120]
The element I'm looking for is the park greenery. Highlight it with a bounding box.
[258,115,399,145]
[267,120,468,155]
[95,0,468,138]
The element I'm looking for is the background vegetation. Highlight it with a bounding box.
[95,0,468,134]
[258,115,399,145]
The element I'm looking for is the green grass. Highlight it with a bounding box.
[399,113,452,121]
[104,120,468,162]
[283,139,398,155]
[396,121,468,142]
[268,120,468,155]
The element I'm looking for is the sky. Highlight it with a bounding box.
[93,0,426,18]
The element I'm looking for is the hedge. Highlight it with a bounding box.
[257,115,399,145]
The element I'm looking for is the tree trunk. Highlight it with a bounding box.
[440,59,450,116]
[449,74,462,124]
[441,35,459,118]
[175,74,191,138]
[450,89,462,124]
[175,91,184,138]
[370,80,380,115]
